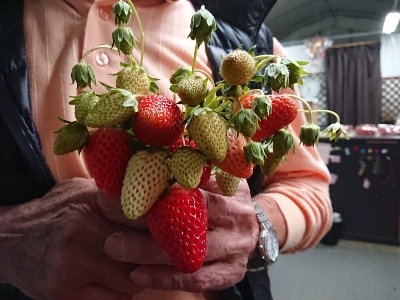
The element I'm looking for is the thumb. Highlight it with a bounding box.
[97,193,127,224]
[97,193,148,228]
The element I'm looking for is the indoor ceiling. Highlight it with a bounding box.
[265,0,400,46]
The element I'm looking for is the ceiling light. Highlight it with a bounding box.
[383,0,400,34]
[382,12,400,34]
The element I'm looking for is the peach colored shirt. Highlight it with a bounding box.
[24,0,332,297]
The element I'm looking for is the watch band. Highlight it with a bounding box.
[247,200,278,272]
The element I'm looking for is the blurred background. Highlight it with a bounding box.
[263,1,400,300]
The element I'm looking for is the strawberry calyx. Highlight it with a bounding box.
[111,27,137,55]
[53,118,90,155]
[271,129,296,158]
[188,5,217,49]
[299,123,321,147]
[112,0,133,26]
[322,122,349,142]
[70,60,97,89]
[243,140,266,165]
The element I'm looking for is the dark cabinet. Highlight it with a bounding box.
[320,137,400,246]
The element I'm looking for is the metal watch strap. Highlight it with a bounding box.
[246,200,276,272]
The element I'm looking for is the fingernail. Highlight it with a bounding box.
[104,234,125,259]
[130,270,153,287]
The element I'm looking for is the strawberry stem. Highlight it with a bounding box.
[126,0,145,67]
[287,94,314,124]
[298,109,341,123]
[191,46,199,74]
[82,44,118,61]
[193,69,215,88]
[253,55,281,71]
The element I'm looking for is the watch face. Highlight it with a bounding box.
[266,229,279,261]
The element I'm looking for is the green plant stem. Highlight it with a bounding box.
[298,109,341,123]
[127,0,144,66]
[193,68,215,87]
[207,96,236,108]
[191,45,199,74]
[287,94,314,124]
[82,44,118,61]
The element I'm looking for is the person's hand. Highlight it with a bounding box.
[103,177,259,292]
[0,178,143,300]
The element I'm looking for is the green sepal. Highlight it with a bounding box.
[188,5,217,48]
[271,129,295,158]
[233,109,259,136]
[243,140,266,164]
[111,27,137,55]
[263,63,290,92]
[252,94,272,119]
[322,122,349,142]
[53,121,90,155]
[282,58,311,89]
[248,45,257,57]
[170,66,191,84]
[71,61,96,89]
[113,88,137,112]
[112,0,132,25]
[299,123,321,146]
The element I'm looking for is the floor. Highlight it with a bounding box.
[269,240,400,300]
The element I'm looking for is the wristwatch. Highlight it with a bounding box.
[247,200,279,272]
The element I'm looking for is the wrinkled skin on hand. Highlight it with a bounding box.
[104,177,260,293]
[0,178,143,300]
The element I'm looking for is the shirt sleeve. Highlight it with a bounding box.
[254,37,333,253]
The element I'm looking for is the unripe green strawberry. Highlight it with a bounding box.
[121,150,172,220]
[147,185,207,273]
[69,92,99,124]
[215,169,240,196]
[84,89,135,128]
[219,49,256,86]
[177,74,208,106]
[53,121,89,155]
[260,154,282,177]
[171,146,204,189]
[187,109,227,162]
[116,67,150,95]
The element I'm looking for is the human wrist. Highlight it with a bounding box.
[251,194,287,248]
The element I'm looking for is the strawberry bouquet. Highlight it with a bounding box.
[53,0,347,273]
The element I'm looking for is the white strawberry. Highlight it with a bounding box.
[215,169,240,196]
[121,150,172,220]
[170,146,204,189]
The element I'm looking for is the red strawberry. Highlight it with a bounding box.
[168,137,197,153]
[252,94,298,142]
[147,186,207,273]
[213,127,254,178]
[132,95,185,147]
[83,128,134,197]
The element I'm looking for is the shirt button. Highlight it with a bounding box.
[99,7,110,20]
[95,52,109,66]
